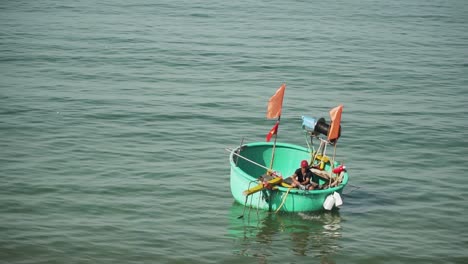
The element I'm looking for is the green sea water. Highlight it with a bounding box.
[1,0,467,263]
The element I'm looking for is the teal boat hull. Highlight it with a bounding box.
[229,142,349,213]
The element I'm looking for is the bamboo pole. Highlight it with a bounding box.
[269,117,281,170]
[226,148,279,175]
[329,143,337,184]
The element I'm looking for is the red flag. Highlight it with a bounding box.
[328,104,343,141]
[266,84,286,119]
[266,122,279,142]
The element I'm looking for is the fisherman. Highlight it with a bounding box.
[291,160,319,190]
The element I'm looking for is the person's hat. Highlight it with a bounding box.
[301,160,308,168]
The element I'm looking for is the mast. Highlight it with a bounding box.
[269,116,280,170]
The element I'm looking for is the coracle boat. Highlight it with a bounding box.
[227,84,349,213]
[228,142,349,213]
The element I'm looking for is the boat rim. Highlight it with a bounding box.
[229,141,349,194]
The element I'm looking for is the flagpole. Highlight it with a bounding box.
[269,117,280,170]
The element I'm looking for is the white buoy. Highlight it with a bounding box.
[333,192,343,207]
[323,194,335,210]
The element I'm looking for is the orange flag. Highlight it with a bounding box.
[328,105,343,141]
[266,84,286,119]
[266,122,279,142]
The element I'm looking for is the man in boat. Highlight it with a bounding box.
[290,160,319,190]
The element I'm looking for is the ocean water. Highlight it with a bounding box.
[1,0,467,263]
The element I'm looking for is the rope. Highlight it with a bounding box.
[343,184,361,195]
[275,187,292,213]
[257,190,262,216]
[234,138,244,166]
[313,140,325,166]
[258,190,262,210]
[238,179,258,219]
[248,193,253,217]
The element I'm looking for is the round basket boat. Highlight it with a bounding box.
[229,142,349,213]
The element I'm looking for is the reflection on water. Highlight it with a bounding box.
[228,202,342,263]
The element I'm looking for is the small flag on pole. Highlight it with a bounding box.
[266,121,279,142]
[266,84,286,119]
[328,104,343,141]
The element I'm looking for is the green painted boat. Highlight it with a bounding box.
[229,142,349,213]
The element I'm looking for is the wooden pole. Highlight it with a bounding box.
[269,116,281,170]
[226,148,278,174]
[329,143,337,185]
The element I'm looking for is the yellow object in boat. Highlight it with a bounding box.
[242,177,283,196]
[314,154,330,163]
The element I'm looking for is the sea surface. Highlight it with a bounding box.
[1,0,467,263]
